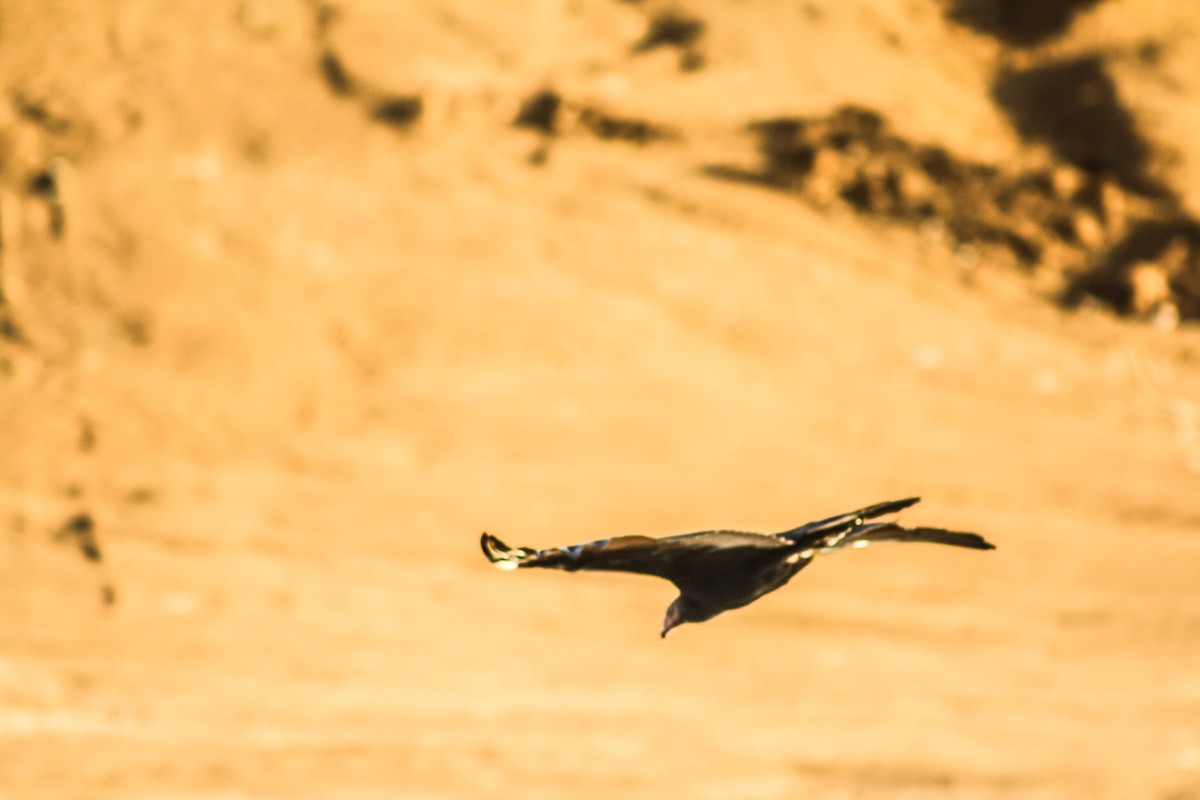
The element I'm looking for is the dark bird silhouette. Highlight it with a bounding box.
[481,497,994,637]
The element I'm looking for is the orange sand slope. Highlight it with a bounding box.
[2,2,1199,798]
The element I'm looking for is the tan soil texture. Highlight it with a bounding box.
[3,1,1200,798]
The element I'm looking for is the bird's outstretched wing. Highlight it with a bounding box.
[775,497,920,547]
[481,530,788,589]
[482,532,684,580]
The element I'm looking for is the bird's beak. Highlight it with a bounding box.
[661,610,679,639]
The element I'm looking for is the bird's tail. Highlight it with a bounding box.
[831,522,995,552]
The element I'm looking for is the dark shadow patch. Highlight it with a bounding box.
[25,165,67,238]
[642,185,700,216]
[992,56,1169,198]
[513,90,675,149]
[1136,41,1165,68]
[0,308,26,344]
[119,312,152,347]
[632,9,705,52]
[371,95,423,130]
[526,142,551,167]
[314,40,422,133]
[631,9,707,72]
[26,170,57,197]
[700,163,783,189]
[579,107,676,144]
[54,513,102,563]
[679,50,706,72]
[310,0,341,39]
[801,3,824,22]
[705,104,1200,321]
[126,487,157,504]
[242,132,272,164]
[712,106,1039,262]
[319,49,356,97]
[513,89,562,135]
[943,0,1105,48]
[1062,217,1200,317]
[11,90,73,135]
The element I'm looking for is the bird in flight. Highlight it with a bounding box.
[481,497,994,637]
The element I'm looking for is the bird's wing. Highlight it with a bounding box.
[775,497,920,546]
[482,533,680,580]
[841,522,995,551]
[481,530,788,588]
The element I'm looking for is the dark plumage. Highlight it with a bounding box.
[481,497,994,637]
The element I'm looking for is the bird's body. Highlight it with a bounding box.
[481,497,994,636]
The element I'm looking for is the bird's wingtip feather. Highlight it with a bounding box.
[481,532,525,570]
[480,532,504,563]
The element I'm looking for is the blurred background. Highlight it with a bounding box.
[2,1,1199,797]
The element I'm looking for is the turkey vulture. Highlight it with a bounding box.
[481,497,994,637]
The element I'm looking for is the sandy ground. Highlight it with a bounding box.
[3,1,1200,798]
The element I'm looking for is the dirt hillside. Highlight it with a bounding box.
[3,1,1200,798]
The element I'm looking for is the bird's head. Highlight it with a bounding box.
[661,595,715,638]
